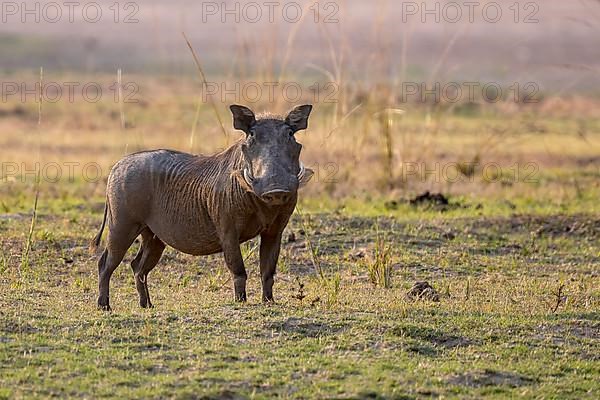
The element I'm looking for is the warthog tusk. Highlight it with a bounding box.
[298,162,305,181]
[243,168,254,186]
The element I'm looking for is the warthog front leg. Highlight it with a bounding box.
[260,232,282,303]
[220,233,247,302]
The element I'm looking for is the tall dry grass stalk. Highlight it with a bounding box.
[277,1,314,84]
[21,67,44,275]
[189,93,203,152]
[117,68,126,130]
[316,11,345,128]
[182,32,228,140]
[295,206,324,280]
[367,230,393,289]
[20,175,40,274]
[37,67,43,126]
[372,108,404,189]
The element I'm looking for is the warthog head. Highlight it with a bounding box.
[230,104,314,205]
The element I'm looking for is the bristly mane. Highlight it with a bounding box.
[256,112,284,121]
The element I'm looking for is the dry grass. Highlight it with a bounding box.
[0,72,598,203]
[0,211,598,398]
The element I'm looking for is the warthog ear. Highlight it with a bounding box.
[230,105,256,135]
[299,167,314,188]
[285,105,312,134]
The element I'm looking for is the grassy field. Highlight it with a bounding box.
[0,201,598,398]
[0,78,599,398]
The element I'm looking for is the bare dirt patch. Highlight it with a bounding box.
[391,325,474,349]
[448,370,535,388]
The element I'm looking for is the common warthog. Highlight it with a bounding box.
[92,104,314,310]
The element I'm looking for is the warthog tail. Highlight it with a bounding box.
[90,200,108,253]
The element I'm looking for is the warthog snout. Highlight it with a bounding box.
[244,161,308,203]
[261,189,292,205]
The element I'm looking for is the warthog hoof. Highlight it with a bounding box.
[262,295,275,304]
[235,292,247,302]
[140,301,154,309]
[97,296,112,311]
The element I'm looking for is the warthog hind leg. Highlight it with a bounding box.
[131,228,165,308]
[97,222,142,311]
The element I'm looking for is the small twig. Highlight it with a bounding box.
[219,274,232,289]
[243,242,259,263]
[293,276,306,303]
[552,283,566,313]
[324,103,363,139]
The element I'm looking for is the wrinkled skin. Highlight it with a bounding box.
[92,105,314,310]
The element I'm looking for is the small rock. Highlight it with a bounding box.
[441,231,456,240]
[384,200,399,210]
[406,281,440,302]
[503,200,517,210]
[349,248,366,260]
[287,232,296,243]
[410,191,449,206]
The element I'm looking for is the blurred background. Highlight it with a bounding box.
[0,0,599,208]
[2,0,598,89]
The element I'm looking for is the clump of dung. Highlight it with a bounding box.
[406,281,440,302]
